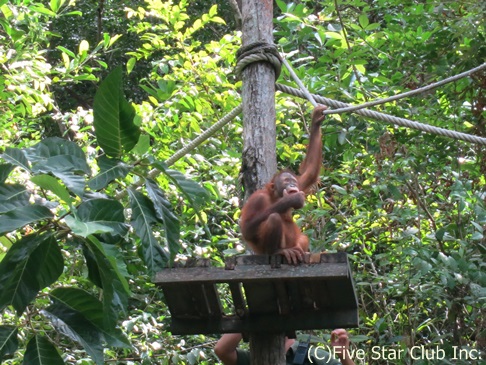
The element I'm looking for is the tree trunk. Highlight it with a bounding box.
[240,0,277,198]
[240,0,284,364]
[250,332,286,365]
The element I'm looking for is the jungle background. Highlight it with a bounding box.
[0,0,485,364]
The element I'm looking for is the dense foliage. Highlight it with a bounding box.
[0,0,484,364]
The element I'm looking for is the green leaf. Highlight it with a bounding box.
[88,155,131,191]
[93,66,140,157]
[77,199,128,236]
[56,46,75,58]
[128,189,168,275]
[0,183,30,213]
[0,204,53,235]
[26,139,89,196]
[0,325,18,361]
[145,179,180,260]
[358,14,369,29]
[153,161,209,209]
[1,147,31,172]
[49,0,62,13]
[24,335,64,365]
[131,134,151,156]
[65,215,115,237]
[126,57,136,74]
[0,163,14,183]
[43,298,104,365]
[29,4,56,17]
[31,174,73,205]
[84,236,131,339]
[51,170,85,197]
[49,287,129,348]
[26,137,90,174]
[0,233,63,315]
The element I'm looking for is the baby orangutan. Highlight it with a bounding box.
[239,105,327,263]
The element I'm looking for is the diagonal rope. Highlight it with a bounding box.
[275,83,486,145]
[320,63,486,116]
[165,104,243,166]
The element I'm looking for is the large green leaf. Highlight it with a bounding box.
[22,138,89,197]
[145,179,180,260]
[1,147,31,172]
[43,299,104,365]
[64,215,115,237]
[0,233,63,315]
[0,325,18,362]
[0,204,53,235]
[83,237,131,343]
[51,170,85,197]
[25,137,90,174]
[93,66,140,157]
[48,287,130,353]
[31,174,73,205]
[31,155,90,176]
[24,336,64,365]
[88,155,131,190]
[76,199,128,236]
[0,183,30,213]
[128,189,168,275]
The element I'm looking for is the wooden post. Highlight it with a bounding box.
[240,1,285,364]
[240,0,277,197]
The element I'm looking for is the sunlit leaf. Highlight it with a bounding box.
[79,40,89,54]
[31,174,73,205]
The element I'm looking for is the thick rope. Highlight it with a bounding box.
[321,63,486,115]
[281,57,318,107]
[235,41,282,78]
[165,104,243,166]
[276,83,486,145]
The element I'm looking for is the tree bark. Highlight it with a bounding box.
[250,332,286,365]
[240,0,277,198]
[240,1,284,364]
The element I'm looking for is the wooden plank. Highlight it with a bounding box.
[170,309,359,335]
[154,262,349,285]
[158,253,359,335]
[229,282,247,317]
[163,283,222,318]
[244,282,279,314]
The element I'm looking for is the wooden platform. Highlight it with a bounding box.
[154,252,358,335]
